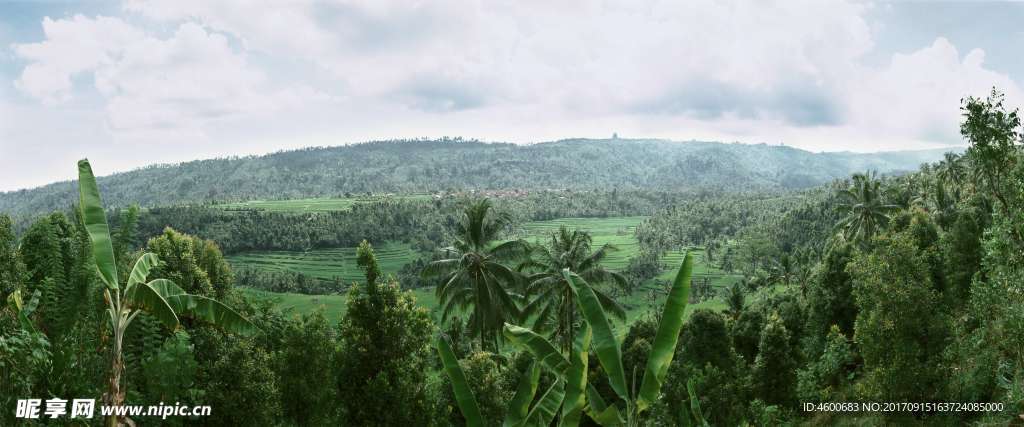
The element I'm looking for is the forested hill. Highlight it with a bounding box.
[0,138,953,217]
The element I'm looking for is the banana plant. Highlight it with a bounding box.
[6,288,40,333]
[77,159,254,427]
[437,253,694,427]
[436,333,568,427]
[560,252,694,426]
[502,322,592,427]
[683,378,710,427]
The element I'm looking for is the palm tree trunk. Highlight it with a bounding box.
[474,271,485,351]
[478,317,485,351]
[566,287,575,355]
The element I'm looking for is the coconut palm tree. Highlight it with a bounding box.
[835,171,899,246]
[77,159,253,426]
[767,253,796,288]
[440,253,698,427]
[723,281,745,321]
[937,151,965,189]
[422,199,527,350]
[886,172,929,210]
[922,179,959,230]
[791,249,815,297]
[520,226,626,352]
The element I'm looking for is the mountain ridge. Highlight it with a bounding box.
[0,138,957,218]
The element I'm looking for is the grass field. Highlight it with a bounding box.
[241,280,729,326]
[517,216,647,270]
[217,194,433,212]
[227,242,419,284]
[519,217,740,288]
[233,215,743,325]
[240,287,438,324]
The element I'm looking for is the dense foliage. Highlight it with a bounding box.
[4,89,1024,425]
[0,138,947,220]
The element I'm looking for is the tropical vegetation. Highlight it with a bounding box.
[2,89,1024,425]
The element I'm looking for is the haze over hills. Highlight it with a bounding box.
[0,138,956,218]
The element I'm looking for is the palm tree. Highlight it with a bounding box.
[439,253,698,427]
[723,281,745,320]
[77,159,253,426]
[834,171,899,246]
[767,254,796,288]
[520,226,626,352]
[747,270,777,291]
[792,249,814,297]
[422,199,527,350]
[936,151,965,189]
[704,240,719,263]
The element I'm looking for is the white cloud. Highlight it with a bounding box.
[123,0,339,58]
[3,0,1024,190]
[845,37,1022,145]
[118,0,875,119]
[12,15,332,134]
[13,15,142,103]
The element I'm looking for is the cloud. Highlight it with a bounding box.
[393,73,488,112]
[4,0,1024,190]
[845,37,1023,145]
[117,0,873,123]
[12,15,332,134]
[634,78,843,127]
[13,15,142,103]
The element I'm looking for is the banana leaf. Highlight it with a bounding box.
[563,269,628,402]
[126,253,160,291]
[503,361,540,427]
[126,281,179,330]
[636,252,692,412]
[585,383,607,414]
[503,323,571,376]
[164,294,254,335]
[6,288,23,314]
[523,379,564,427]
[141,278,186,298]
[436,334,484,427]
[588,405,624,426]
[687,378,710,427]
[561,324,591,426]
[77,159,118,290]
[6,289,38,333]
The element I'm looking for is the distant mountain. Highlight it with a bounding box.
[0,138,956,218]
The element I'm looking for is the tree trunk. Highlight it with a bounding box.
[566,287,575,355]
[106,331,125,426]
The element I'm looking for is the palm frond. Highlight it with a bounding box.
[421,258,460,278]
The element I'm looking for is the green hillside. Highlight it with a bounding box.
[218,194,433,212]
[0,138,954,218]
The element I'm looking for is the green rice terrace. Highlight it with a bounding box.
[227,241,418,284]
[516,216,646,269]
[233,215,742,324]
[239,287,439,325]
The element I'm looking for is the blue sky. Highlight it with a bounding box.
[2,0,1023,191]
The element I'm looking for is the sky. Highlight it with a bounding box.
[1,0,1023,191]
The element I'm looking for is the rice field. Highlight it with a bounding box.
[226,242,418,284]
[517,216,742,322]
[517,216,647,270]
[240,286,438,325]
[519,216,740,288]
[232,215,743,324]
